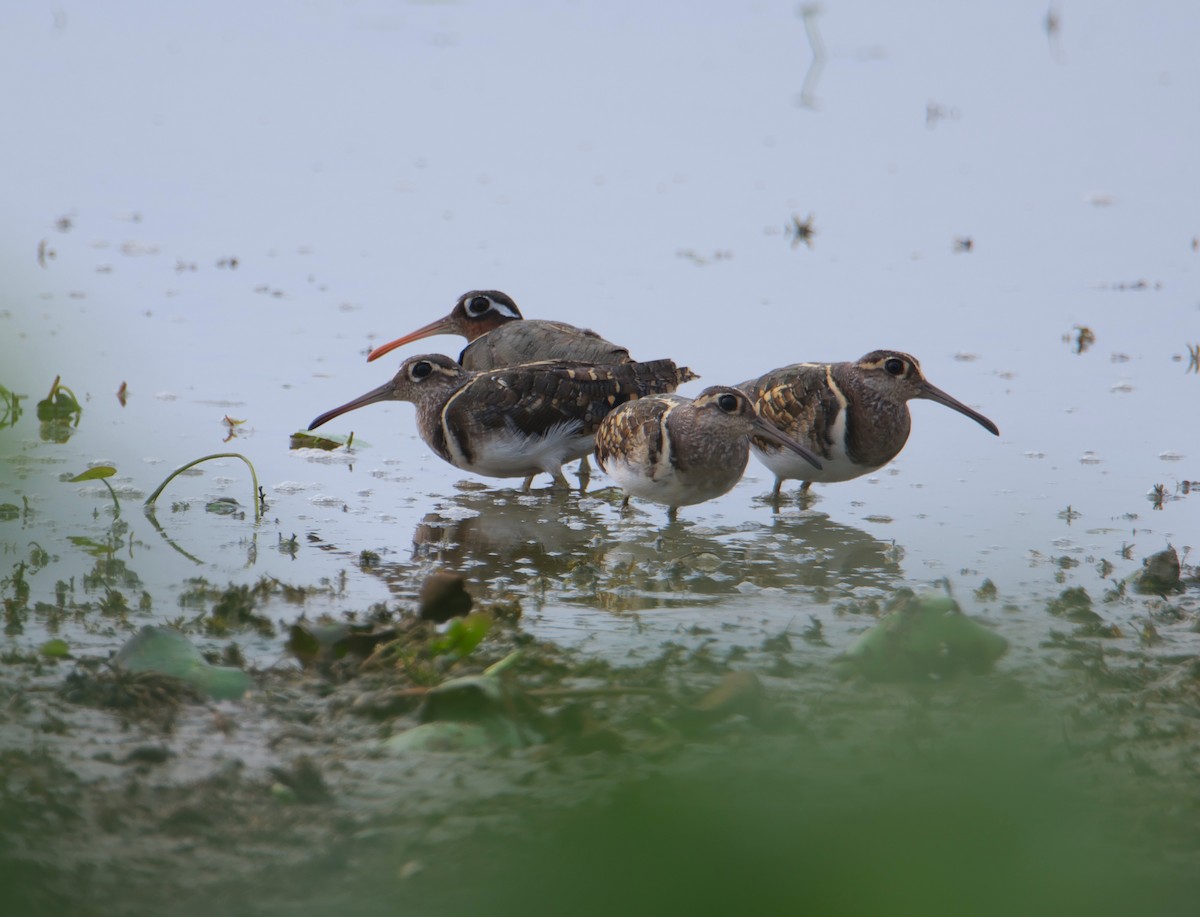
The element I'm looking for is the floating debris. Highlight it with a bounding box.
[1065,325,1096,354]
[1046,587,1102,624]
[290,430,356,451]
[786,213,815,249]
[1133,547,1183,595]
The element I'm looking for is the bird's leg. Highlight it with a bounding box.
[796,480,818,510]
[619,494,632,514]
[521,474,536,493]
[575,457,591,494]
[770,477,785,511]
[551,469,571,489]
[667,506,679,524]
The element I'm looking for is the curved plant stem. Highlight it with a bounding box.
[100,479,121,518]
[143,508,206,565]
[144,452,262,523]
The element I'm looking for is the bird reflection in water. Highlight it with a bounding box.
[752,512,904,590]
[401,490,905,614]
[411,490,605,588]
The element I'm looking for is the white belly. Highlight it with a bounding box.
[451,421,591,479]
[603,457,742,508]
[750,441,879,484]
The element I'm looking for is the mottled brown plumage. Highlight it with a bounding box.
[738,351,999,495]
[367,290,631,370]
[309,354,697,489]
[595,386,821,519]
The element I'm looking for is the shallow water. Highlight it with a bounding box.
[2,4,1199,913]
[2,1,1194,660]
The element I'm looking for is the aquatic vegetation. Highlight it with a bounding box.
[0,382,23,429]
[111,625,251,700]
[289,429,355,450]
[428,611,491,659]
[35,376,82,443]
[1133,546,1184,595]
[144,452,262,523]
[67,465,120,517]
[840,590,1009,681]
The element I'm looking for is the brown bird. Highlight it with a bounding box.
[366,290,635,484]
[738,351,999,497]
[595,386,822,520]
[308,354,698,491]
[367,290,630,370]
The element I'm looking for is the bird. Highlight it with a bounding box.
[594,386,823,520]
[366,290,631,370]
[366,290,634,485]
[737,350,999,497]
[307,354,698,491]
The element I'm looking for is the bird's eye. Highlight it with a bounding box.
[468,296,491,316]
[411,360,434,380]
[717,393,739,413]
[884,357,905,376]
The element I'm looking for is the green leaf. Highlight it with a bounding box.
[69,466,117,482]
[114,625,250,700]
[37,391,81,421]
[429,612,491,659]
[40,638,70,658]
[0,384,22,429]
[289,430,362,451]
[67,535,118,557]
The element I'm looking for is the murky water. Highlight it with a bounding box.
[3,1,1194,660]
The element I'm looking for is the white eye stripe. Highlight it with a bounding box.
[466,295,520,320]
[489,299,520,319]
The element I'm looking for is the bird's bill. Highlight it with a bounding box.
[752,416,823,470]
[308,380,395,431]
[366,314,456,363]
[918,381,1000,435]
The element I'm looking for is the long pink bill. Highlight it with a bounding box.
[308,380,396,431]
[917,382,1000,436]
[367,315,456,363]
[752,416,823,470]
